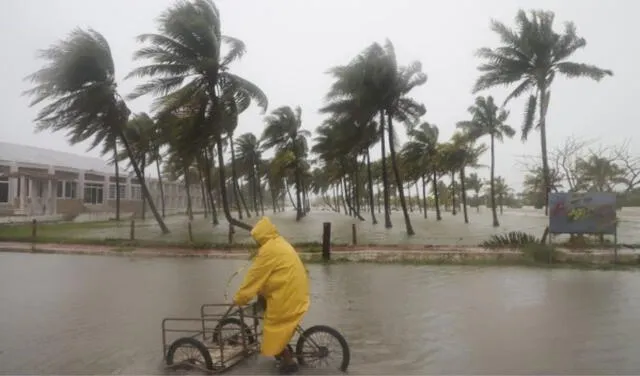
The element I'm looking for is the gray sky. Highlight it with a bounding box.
[0,0,635,191]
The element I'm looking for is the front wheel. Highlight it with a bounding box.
[295,325,350,372]
[165,337,214,372]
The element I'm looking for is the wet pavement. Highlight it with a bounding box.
[1,252,640,374]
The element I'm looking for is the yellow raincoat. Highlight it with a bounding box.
[233,217,310,356]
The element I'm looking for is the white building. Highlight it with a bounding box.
[0,141,203,218]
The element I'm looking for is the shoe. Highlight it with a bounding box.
[279,362,299,375]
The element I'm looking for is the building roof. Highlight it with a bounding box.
[0,141,121,175]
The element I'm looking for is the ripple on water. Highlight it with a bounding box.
[2,254,640,374]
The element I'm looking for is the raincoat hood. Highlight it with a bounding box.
[251,217,280,246]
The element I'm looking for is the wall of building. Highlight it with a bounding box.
[0,161,205,218]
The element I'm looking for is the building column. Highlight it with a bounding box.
[19,175,25,210]
[48,166,54,215]
[104,175,110,205]
[78,170,85,201]
[9,163,18,204]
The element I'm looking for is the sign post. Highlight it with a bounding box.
[548,192,618,263]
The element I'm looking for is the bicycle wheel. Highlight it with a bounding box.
[295,325,350,372]
[211,317,256,346]
[165,337,214,372]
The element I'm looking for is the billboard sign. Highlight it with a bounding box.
[548,192,617,235]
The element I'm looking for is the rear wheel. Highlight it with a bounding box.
[165,337,213,372]
[295,325,350,372]
[211,317,256,346]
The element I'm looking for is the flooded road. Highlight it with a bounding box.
[1,252,640,374]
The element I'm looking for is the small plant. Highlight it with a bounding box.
[480,231,541,249]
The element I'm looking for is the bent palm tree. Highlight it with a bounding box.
[24,28,169,233]
[474,9,612,214]
[262,106,310,221]
[457,96,515,227]
[127,0,267,232]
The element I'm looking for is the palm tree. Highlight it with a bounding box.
[465,172,483,212]
[523,166,564,208]
[575,156,626,192]
[473,9,613,215]
[24,28,169,233]
[262,106,310,221]
[489,176,512,214]
[402,122,440,220]
[457,96,515,227]
[449,132,488,224]
[118,112,156,220]
[235,133,265,216]
[127,0,267,232]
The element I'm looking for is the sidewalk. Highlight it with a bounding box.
[0,241,629,264]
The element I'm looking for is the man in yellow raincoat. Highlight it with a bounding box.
[233,217,310,374]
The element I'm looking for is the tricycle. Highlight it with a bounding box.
[161,300,350,374]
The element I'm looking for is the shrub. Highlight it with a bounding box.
[480,231,540,249]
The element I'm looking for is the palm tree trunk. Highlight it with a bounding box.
[183,165,194,221]
[228,137,246,220]
[203,149,219,226]
[365,150,378,225]
[141,155,146,220]
[451,171,457,215]
[237,180,251,218]
[155,152,165,218]
[475,191,480,213]
[285,180,297,210]
[414,183,420,214]
[490,134,499,227]
[407,183,414,212]
[379,111,392,228]
[354,157,361,217]
[421,175,428,219]
[214,137,252,231]
[198,167,208,218]
[460,168,469,224]
[387,113,414,235]
[433,171,441,221]
[117,130,169,234]
[539,87,551,217]
[113,141,120,221]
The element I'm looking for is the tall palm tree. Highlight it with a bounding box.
[473,9,613,214]
[127,0,267,232]
[449,131,488,224]
[235,132,265,216]
[402,121,440,220]
[457,96,515,227]
[576,155,626,192]
[118,112,156,220]
[24,28,169,233]
[262,106,310,221]
[465,172,483,212]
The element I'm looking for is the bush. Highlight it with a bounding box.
[480,231,541,249]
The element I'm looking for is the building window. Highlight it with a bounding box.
[65,181,77,199]
[108,184,127,200]
[57,180,78,199]
[0,177,8,203]
[84,183,104,205]
[131,184,142,200]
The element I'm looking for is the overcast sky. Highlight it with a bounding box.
[0,0,635,191]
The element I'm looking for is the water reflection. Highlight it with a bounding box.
[1,253,640,374]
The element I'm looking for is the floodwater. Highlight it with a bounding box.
[65,206,640,246]
[1,253,640,374]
